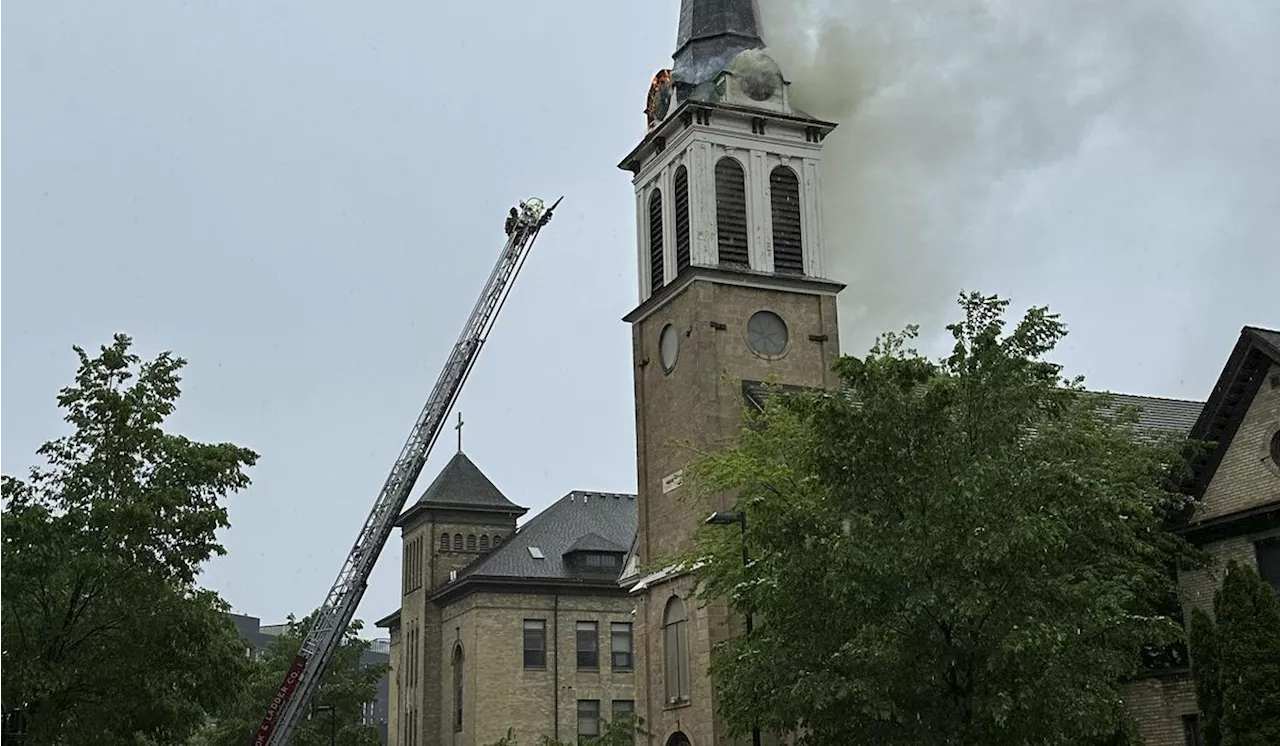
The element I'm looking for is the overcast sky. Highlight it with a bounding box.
[5,0,1278,634]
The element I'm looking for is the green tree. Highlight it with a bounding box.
[1,334,259,745]
[192,614,387,746]
[484,714,646,746]
[682,292,1196,746]
[1189,560,1280,746]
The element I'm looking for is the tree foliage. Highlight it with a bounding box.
[191,614,387,746]
[682,293,1196,745]
[1,334,259,745]
[1189,561,1280,746]
[483,715,646,746]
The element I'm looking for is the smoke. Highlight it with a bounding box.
[757,0,1280,356]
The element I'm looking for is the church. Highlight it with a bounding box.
[375,2,1280,746]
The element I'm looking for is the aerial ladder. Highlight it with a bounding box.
[252,196,563,746]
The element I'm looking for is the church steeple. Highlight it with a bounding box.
[671,0,765,91]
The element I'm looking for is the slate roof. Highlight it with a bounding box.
[438,491,637,591]
[566,531,629,554]
[396,451,526,526]
[741,381,1204,437]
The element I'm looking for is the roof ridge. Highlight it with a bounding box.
[1103,391,1206,405]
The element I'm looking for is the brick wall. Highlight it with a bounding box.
[1122,671,1198,746]
[1178,535,1260,618]
[436,590,636,746]
[1196,362,1280,521]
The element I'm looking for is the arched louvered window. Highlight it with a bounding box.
[479,535,490,551]
[673,166,691,273]
[663,596,690,703]
[454,533,463,550]
[770,166,803,274]
[649,189,665,291]
[440,532,451,551]
[466,534,477,551]
[452,644,464,732]
[715,157,749,267]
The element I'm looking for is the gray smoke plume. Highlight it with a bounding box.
[758,0,1280,357]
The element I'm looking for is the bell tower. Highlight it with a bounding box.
[620,2,843,744]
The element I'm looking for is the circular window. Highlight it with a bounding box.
[747,310,788,357]
[659,323,679,373]
[1270,430,1280,468]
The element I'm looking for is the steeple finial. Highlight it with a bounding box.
[671,0,765,88]
[455,411,464,453]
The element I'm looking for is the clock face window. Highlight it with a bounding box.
[659,323,679,373]
[747,311,788,357]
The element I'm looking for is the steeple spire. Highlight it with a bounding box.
[671,0,765,89]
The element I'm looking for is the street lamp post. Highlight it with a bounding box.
[312,704,337,746]
[706,510,761,746]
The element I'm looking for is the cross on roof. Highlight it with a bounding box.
[455,411,464,453]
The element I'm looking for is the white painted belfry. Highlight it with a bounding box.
[690,141,714,268]
[749,149,769,273]
[802,157,825,278]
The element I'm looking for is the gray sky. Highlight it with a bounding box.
[5,0,1278,633]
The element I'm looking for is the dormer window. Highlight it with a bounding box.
[581,552,623,569]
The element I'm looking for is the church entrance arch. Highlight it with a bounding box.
[665,733,692,746]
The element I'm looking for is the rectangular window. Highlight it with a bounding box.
[523,619,547,668]
[577,699,601,739]
[576,621,599,669]
[611,622,634,670]
[611,700,635,743]
[1256,535,1280,595]
[1182,714,1203,746]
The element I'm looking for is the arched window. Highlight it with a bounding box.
[673,166,691,273]
[663,596,690,703]
[715,157,749,267]
[649,189,665,291]
[452,644,464,732]
[466,534,477,551]
[479,535,490,551]
[770,166,803,274]
[454,533,463,550]
[440,532,451,551]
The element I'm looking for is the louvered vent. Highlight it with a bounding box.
[649,189,665,290]
[770,166,803,274]
[715,157,749,267]
[673,166,691,273]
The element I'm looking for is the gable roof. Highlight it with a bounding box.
[396,451,527,527]
[431,490,637,602]
[1183,325,1280,499]
[741,381,1204,437]
[565,531,629,554]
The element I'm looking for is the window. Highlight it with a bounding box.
[715,157,749,267]
[673,166,691,273]
[649,189,665,290]
[466,534,477,551]
[582,552,622,568]
[480,535,490,551]
[1182,714,1203,746]
[441,532,451,551]
[577,621,599,669]
[523,619,547,668]
[663,596,690,703]
[1256,535,1280,595]
[769,165,803,274]
[611,622,634,670]
[612,700,636,743]
[452,644,464,732]
[454,532,463,549]
[1270,429,1280,467]
[577,699,601,740]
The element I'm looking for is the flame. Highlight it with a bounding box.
[646,69,673,128]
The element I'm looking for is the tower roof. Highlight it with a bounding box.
[672,0,765,88]
[395,451,526,526]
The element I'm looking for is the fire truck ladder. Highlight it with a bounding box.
[253,196,563,746]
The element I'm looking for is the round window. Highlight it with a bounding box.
[1270,430,1280,468]
[747,311,788,357]
[659,323,679,373]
